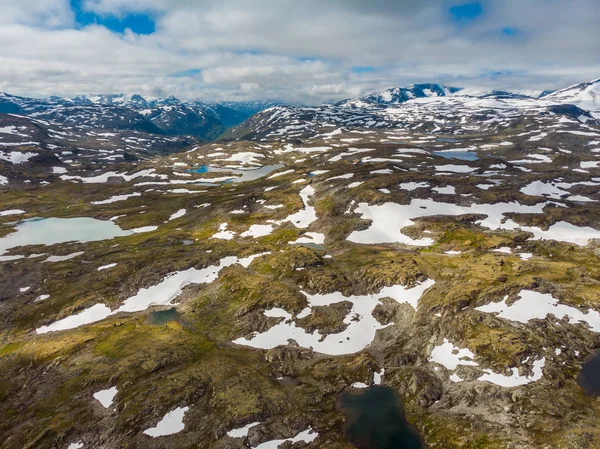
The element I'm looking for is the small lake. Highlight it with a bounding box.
[189,164,284,183]
[340,386,424,449]
[0,217,132,255]
[432,150,479,161]
[297,242,326,251]
[146,308,187,326]
[436,138,458,143]
[577,350,600,396]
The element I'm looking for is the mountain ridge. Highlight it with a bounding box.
[0,92,283,141]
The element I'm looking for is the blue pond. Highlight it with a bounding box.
[432,150,479,161]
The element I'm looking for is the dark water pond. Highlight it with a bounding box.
[146,308,187,326]
[577,350,600,396]
[432,150,479,161]
[340,386,423,449]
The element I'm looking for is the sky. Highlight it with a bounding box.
[0,0,598,104]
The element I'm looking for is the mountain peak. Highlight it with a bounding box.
[357,83,462,106]
[543,77,600,114]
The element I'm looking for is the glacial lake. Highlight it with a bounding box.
[0,217,132,255]
[189,164,285,183]
[432,150,479,161]
[340,386,424,449]
[146,308,187,326]
[577,350,600,396]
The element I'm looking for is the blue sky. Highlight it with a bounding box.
[449,2,483,22]
[70,0,156,34]
[0,0,598,102]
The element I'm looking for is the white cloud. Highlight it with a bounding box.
[0,0,73,27]
[0,0,598,102]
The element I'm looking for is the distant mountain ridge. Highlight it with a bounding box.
[1,78,598,142]
[338,79,600,108]
[361,83,463,105]
[0,92,283,141]
[224,77,600,141]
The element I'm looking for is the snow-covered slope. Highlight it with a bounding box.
[224,79,600,141]
[544,78,600,117]
[341,83,462,107]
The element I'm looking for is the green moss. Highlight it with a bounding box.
[0,341,25,356]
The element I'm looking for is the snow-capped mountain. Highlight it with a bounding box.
[0,92,281,141]
[224,78,600,141]
[342,83,463,107]
[543,78,600,117]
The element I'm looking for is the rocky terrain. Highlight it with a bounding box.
[1,79,600,449]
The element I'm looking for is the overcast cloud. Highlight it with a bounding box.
[0,0,598,103]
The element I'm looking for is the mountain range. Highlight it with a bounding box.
[224,78,600,141]
[1,78,598,145]
[0,92,282,141]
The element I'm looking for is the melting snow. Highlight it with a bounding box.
[267,169,294,179]
[0,151,37,164]
[43,252,84,263]
[36,253,268,333]
[234,279,434,355]
[478,358,545,387]
[435,165,477,173]
[227,422,261,438]
[0,209,25,216]
[62,169,162,184]
[130,226,158,233]
[399,182,429,191]
[92,192,141,205]
[253,428,318,449]
[429,339,478,370]
[241,224,274,238]
[347,199,600,246]
[326,173,354,181]
[284,185,317,228]
[168,209,187,221]
[93,387,118,408]
[98,263,117,271]
[475,290,600,332]
[143,406,189,437]
[433,186,456,194]
[212,223,236,240]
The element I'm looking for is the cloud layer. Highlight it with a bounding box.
[0,0,598,103]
